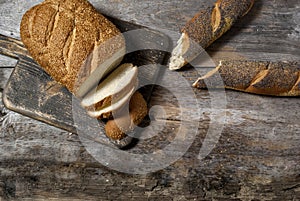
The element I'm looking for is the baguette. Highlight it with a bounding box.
[20,0,125,96]
[105,92,148,140]
[193,60,300,96]
[169,0,254,70]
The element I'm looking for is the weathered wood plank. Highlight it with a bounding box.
[0,0,299,200]
[0,68,13,89]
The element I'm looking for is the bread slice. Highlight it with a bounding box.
[76,46,126,97]
[87,86,136,119]
[105,92,148,140]
[81,63,138,112]
[20,0,125,95]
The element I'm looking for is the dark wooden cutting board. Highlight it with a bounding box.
[1,17,171,145]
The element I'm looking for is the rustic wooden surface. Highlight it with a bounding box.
[0,0,300,200]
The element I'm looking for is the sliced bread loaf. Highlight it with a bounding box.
[20,0,125,96]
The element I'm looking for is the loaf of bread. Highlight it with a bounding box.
[169,0,254,70]
[20,0,148,143]
[193,60,300,96]
[105,92,148,140]
[20,0,125,97]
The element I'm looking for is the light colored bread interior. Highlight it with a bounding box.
[81,63,138,110]
[87,86,136,119]
[76,45,126,97]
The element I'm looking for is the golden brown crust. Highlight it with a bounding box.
[183,0,254,48]
[193,60,300,96]
[105,92,148,140]
[20,0,125,94]
[183,8,214,49]
[169,0,254,70]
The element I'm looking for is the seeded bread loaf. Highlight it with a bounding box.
[20,0,149,144]
[193,60,300,96]
[20,0,125,96]
[169,0,254,70]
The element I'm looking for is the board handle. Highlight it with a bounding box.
[0,34,30,60]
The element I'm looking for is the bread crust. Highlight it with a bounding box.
[105,92,148,140]
[193,60,300,96]
[20,0,125,94]
[183,0,254,49]
[169,0,254,70]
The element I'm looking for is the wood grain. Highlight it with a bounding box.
[0,0,300,200]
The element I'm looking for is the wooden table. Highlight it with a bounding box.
[0,0,299,200]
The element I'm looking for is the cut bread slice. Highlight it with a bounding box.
[87,86,136,119]
[76,46,126,98]
[105,91,148,140]
[81,63,138,111]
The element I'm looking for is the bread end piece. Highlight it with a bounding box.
[169,33,190,71]
[169,0,254,70]
[105,92,148,140]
